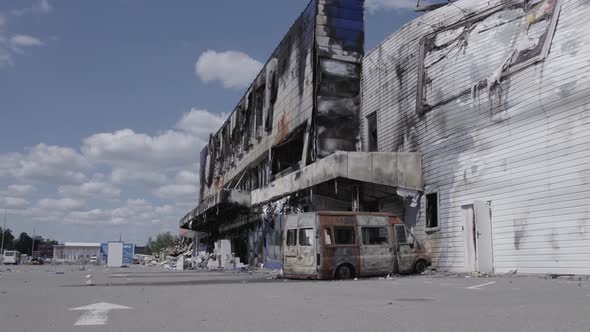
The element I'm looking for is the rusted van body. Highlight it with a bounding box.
[283,212,431,280]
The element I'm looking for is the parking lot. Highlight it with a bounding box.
[1,265,589,332]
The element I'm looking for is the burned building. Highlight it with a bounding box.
[180,0,589,275]
[363,0,590,274]
[179,0,423,268]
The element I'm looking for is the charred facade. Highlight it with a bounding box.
[180,0,423,268]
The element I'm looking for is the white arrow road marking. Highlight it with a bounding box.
[69,302,132,326]
[467,281,496,290]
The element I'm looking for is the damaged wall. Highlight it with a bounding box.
[200,1,317,200]
[362,0,590,274]
[315,0,364,158]
[199,0,366,201]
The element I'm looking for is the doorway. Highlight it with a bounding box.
[462,201,494,273]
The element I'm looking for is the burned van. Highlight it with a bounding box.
[283,212,430,280]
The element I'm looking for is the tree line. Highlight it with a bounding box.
[144,232,178,255]
[0,227,58,256]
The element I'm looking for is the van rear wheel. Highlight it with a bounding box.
[335,265,354,280]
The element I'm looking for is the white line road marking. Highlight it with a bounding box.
[69,302,131,326]
[467,281,496,290]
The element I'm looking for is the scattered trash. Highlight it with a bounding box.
[267,269,283,280]
[86,279,95,286]
[85,274,92,278]
[354,277,358,281]
[506,269,518,275]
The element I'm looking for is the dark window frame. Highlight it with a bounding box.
[332,227,356,246]
[366,112,378,152]
[286,229,297,246]
[361,226,389,246]
[298,228,314,246]
[425,191,440,232]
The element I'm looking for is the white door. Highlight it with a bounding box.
[463,205,476,272]
[474,201,494,273]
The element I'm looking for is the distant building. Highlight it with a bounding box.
[52,243,101,263]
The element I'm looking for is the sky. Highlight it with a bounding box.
[0,0,429,245]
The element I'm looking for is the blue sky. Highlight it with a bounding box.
[0,0,424,245]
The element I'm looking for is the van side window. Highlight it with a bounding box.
[333,227,355,245]
[299,228,313,246]
[395,225,408,245]
[324,228,333,245]
[362,227,389,245]
[286,229,297,246]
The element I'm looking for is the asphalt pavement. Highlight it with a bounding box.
[1,264,589,332]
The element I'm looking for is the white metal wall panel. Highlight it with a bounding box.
[362,0,590,274]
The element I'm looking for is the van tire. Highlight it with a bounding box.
[335,264,354,280]
[414,259,428,274]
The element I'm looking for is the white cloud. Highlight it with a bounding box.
[0,196,29,210]
[63,199,181,226]
[11,0,53,16]
[4,184,36,196]
[0,153,21,177]
[153,169,198,202]
[1,108,220,241]
[9,144,90,184]
[34,0,52,14]
[0,1,50,68]
[176,108,225,138]
[58,181,121,199]
[83,109,223,187]
[110,168,167,186]
[195,50,263,89]
[153,184,196,200]
[10,34,43,47]
[366,0,438,12]
[174,170,198,184]
[82,129,202,171]
[38,198,85,211]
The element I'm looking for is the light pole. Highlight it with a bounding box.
[1,209,6,262]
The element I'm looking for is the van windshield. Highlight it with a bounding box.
[5,252,15,257]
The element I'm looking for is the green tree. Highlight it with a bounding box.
[14,232,33,255]
[145,232,177,255]
[0,227,16,251]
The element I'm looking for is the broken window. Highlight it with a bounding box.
[426,192,439,230]
[394,225,408,245]
[286,229,297,246]
[298,228,313,246]
[361,227,389,245]
[333,227,355,245]
[255,85,265,138]
[271,124,305,178]
[366,112,378,152]
[324,228,332,245]
[510,0,562,70]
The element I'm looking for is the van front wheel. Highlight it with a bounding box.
[335,265,354,280]
[415,260,428,274]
